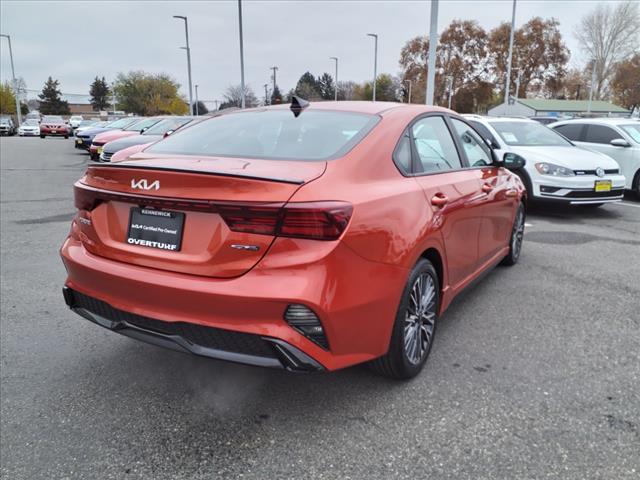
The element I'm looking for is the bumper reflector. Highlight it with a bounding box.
[284,304,329,350]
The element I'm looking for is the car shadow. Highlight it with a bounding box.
[526,201,624,224]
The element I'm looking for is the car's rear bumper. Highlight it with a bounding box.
[60,235,408,371]
[531,174,626,204]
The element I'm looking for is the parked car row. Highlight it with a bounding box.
[73,115,202,161]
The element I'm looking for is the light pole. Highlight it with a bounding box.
[514,69,522,106]
[329,57,338,101]
[0,34,22,125]
[264,83,269,106]
[504,0,517,107]
[587,60,596,114]
[404,80,412,103]
[238,0,245,108]
[425,0,438,105]
[195,84,199,115]
[173,15,194,115]
[447,76,453,109]
[366,33,378,101]
[111,82,117,115]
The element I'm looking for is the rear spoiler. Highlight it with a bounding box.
[88,162,305,185]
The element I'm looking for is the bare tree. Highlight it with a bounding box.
[220,84,259,109]
[574,1,640,99]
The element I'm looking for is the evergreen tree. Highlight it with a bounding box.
[270,85,283,104]
[295,72,321,100]
[317,73,335,100]
[38,77,70,115]
[192,100,209,115]
[89,76,110,111]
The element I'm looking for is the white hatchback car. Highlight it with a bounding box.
[464,115,625,206]
[549,118,640,194]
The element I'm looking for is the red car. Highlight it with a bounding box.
[89,117,162,161]
[60,101,526,379]
[40,115,71,139]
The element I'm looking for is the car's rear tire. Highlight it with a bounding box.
[64,135,69,139]
[501,202,525,266]
[370,258,439,380]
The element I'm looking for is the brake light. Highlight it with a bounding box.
[217,201,352,240]
[73,183,352,241]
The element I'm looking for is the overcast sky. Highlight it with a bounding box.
[0,1,624,106]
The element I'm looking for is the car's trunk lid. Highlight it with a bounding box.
[75,155,326,277]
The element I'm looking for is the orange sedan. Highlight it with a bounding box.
[61,100,526,379]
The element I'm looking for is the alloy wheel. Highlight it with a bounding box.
[511,207,525,259]
[404,273,436,365]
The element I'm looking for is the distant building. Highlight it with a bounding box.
[60,94,95,115]
[488,99,631,118]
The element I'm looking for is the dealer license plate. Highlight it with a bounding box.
[127,207,185,251]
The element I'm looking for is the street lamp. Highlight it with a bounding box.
[447,76,453,109]
[588,59,597,114]
[173,15,194,115]
[195,84,199,115]
[404,79,412,103]
[237,0,246,108]
[0,34,22,125]
[504,0,517,107]
[329,57,338,101]
[366,33,378,102]
[264,83,269,106]
[425,0,438,105]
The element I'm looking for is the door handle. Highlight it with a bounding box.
[431,193,449,208]
[481,183,494,193]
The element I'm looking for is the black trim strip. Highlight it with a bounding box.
[89,163,305,185]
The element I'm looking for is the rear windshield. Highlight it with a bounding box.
[620,124,640,144]
[489,121,571,147]
[125,117,160,132]
[146,109,379,161]
[144,117,193,136]
[108,118,139,129]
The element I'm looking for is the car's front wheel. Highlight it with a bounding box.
[501,202,525,266]
[370,258,439,379]
[40,135,45,139]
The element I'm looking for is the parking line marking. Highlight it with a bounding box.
[613,202,640,209]
[525,223,533,227]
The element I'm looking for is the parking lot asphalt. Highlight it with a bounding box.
[1,136,639,480]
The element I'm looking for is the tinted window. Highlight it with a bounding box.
[125,117,160,132]
[144,117,193,136]
[393,132,412,173]
[410,116,462,173]
[584,124,624,144]
[451,119,492,167]
[108,118,139,129]
[553,123,584,141]
[147,110,379,161]
[467,120,498,147]
[490,121,571,146]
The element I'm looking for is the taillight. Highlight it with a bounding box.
[217,201,352,240]
[73,183,352,241]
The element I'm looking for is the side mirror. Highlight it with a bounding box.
[503,152,526,170]
[610,138,630,148]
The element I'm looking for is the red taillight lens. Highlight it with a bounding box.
[218,201,352,240]
[280,202,353,240]
[216,204,282,236]
[74,183,98,211]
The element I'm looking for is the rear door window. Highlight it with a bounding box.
[450,119,493,167]
[410,116,462,173]
[583,124,624,144]
[552,123,584,141]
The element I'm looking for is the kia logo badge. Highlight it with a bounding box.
[131,179,160,190]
